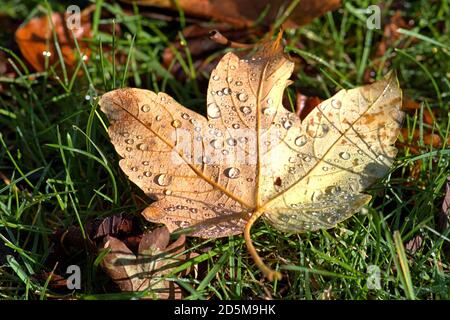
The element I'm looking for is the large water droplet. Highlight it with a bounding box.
[224,167,240,179]
[295,135,307,147]
[171,120,182,128]
[222,87,231,95]
[237,92,248,102]
[207,103,221,119]
[263,107,276,115]
[155,174,172,186]
[240,106,251,115]
[137,143,148,151]
[210,139,223,149]
[226,138,237,146]
[283,120,293,129]
[141,104,150,112]
[339,151,350,160]
[331,99,342,109]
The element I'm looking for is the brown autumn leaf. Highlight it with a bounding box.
[121,0,341,27]
[15,8,92,73]
[99,36,404,280]
[101,226,194,298]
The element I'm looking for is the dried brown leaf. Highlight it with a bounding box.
[99,37,403,280]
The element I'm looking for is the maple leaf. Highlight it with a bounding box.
[101,226,194,298]
[99,37,403,280]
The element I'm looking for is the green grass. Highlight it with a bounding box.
[0,0,449,300]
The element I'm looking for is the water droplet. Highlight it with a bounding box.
[232,123,240,129]
[295,135,307,147]
[216,90,223,96]
[288,156,296,163]
[122,132,130,138]
[222,149,229,155]
[200,156,211,164]
[141,104,150,112]
[224,167,240,179]
[263,107,275,115]
[267,98,273,105]
[137,135,142,139]
[230,65,236,70]
[238,136,248,143]
[246,178,253,182]
[226,77,233,82]
[142,161,150,166]
[137,143,148,151]
[357,150,364,155]
[339,152,350,160]
[237,92,248,102]
[144,171,152,177]
[210,139,223,149]
[240,106,251,115]
[181,113,190,120]
[222,87,231,95]
[171,120,182,128]
[235,81,243,86]
[322,166,329,171]
[164,189,172,195]
[331,99,342,109]
[377,154,385,161]
[155,174,172,186]
[303,156,311,162]
[283,120,293,129]
[125,138,134,144]
[212,75,220,81]
[155,115,162,121]
[189,208,198,213]
[226,138,237,146]
[131,166,138,172]
[207,103,221,119]
[126,147,132,152]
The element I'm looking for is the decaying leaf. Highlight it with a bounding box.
[15,8,92,73]
[121,0,341,27]
[99,36,404,280]
[101,226,194,298]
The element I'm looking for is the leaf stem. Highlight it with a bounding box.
[244,210,282,281]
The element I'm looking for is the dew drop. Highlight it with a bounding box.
[303,156,311,162]
[377,154,385,161]
[222,87,231,95]
[155,174,172,186]
[126,147,132,152]
[283,120,293,129]
[267,98,273,105]
[230,65,236,70]
[125,138,134,144]
[212,75,220,81]
[207,103,221,119]
[144,171,152,177]
[216,90,223,96]
[164,189,172,195]
[322,166,329,171]
[235,81,243,86]
[226,77,233,83]
[131,166,138,172]
[226,138,237,146]
[237,92,248,102]
[295,135,307,147]
[331,99,342,109]
[155,115,162,121]
[339,151,350,160]
[222,149,229,155]
[137,143,148,151]
[171,119,182,128]
[240,106,251,115]
[142,161,150,166]
[224,167,240,179]
[181,113,190,120]
[141,104,150,112]
[210,139,223,149]
[232,123,240,129]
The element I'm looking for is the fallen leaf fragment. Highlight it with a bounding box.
[121,0,341,27]
[100,35,403,280]
[101,226,194,298]
[15,8,92,73]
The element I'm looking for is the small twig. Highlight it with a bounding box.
[209,30,254,49]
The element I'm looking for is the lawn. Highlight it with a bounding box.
[0,0,449,300]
